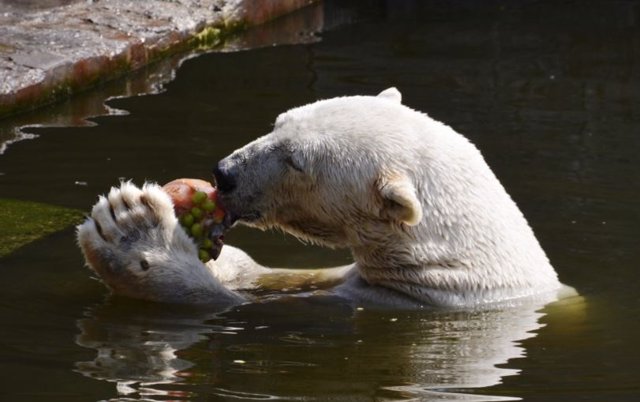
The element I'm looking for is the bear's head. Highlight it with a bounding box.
[214,88,428,250]
[214,88,562,298]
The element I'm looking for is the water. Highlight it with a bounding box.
[1,1,639,400]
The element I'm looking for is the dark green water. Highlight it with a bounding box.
[1,1,639,400]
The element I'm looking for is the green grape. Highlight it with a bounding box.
[190,223,203,238]
[202,238,213,249]
[191,207,203,219]
[198,249,211,262]
[191,191,207,205]
[203,199,216,212]
[180,213,194,227]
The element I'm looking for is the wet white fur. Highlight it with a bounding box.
[220,87,568,306]
[78,89,571,308]
[77,181,255,306]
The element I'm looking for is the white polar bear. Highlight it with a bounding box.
[77,88,573,308]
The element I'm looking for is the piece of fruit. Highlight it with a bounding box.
[191,191,207,205]
[180,213,194,227]
[213,208,225,224]
[190,223,203,238]
[191,207,203,220]
[202,238,213,249]
[162,178,227,263]
[203,199,216,212]
[198,249,211,262]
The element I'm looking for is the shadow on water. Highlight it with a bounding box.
[0,0,639,401]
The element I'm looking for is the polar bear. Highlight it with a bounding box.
[77,88,572,308]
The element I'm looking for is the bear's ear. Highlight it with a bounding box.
[377,87,402,104]
[377,173,422,226]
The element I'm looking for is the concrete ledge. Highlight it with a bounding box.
[0,0,317,120]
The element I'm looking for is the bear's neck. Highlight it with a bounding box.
[350,217,561,306]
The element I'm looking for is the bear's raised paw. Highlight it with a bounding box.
[77,182,207,302]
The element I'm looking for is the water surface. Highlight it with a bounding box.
[0,1,639,401]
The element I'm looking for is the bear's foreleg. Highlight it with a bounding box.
[77,182,245,306]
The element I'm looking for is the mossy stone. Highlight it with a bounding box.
[0,198,84,258]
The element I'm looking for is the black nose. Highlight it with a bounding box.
[212,162,236,193]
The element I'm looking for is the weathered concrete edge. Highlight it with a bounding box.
[0,0,318,121]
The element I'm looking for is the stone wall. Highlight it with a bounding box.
[0,0,318,119]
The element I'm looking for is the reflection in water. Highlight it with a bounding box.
[75,300,214,400]
[74,295,581,401]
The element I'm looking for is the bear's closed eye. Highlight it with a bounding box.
[285,156,304,173]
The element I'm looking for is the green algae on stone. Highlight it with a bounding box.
[0,198,84,258]
[194,26,223,48]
